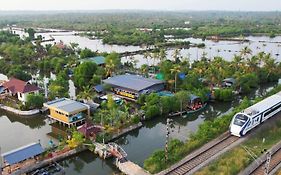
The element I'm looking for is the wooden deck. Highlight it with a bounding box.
[116,160,150,175]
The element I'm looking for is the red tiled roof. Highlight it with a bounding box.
[2,78,40,94]
[77,121,102,138]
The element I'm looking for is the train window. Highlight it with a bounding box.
[264,103,281,118]
[233,114,248,127]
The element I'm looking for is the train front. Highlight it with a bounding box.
[230,113,250,137]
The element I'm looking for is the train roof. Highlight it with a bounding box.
[243,91,281,118]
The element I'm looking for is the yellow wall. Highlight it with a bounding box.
[50,109,69,123]
[116,91,136,99]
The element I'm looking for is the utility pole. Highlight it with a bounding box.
[264,151,271,175]
[165,118,173,162]
[174,74,177,93]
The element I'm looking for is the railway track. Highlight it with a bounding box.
[250,145,281,175]
[163,133,239,175]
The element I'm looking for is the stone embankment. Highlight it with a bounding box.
[0,104,40,116]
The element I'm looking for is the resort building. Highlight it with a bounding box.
[80,56,106,66]
[43,98,90,127]
[102,74,165,100]
[2,78,40,103]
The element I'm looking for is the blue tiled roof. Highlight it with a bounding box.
[94,84,104,93]
[2,143,44,165]
[103,74,165,92]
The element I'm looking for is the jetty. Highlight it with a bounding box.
[93,142,150,175]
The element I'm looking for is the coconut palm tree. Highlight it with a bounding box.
[152,51,160,66]
[263,53,277,79]
[172,48,181,63]
[246,56,259,73]
[140,64,149,77]
[105,59,115,77]
[240,46,252,59]
[159,48,167,62]
[77,85,96,103]
[170,65,181,92]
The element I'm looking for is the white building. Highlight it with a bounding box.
[2,78,40,103]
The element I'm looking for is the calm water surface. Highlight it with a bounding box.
[2,28,280,174]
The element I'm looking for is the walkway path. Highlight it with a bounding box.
[116,160,150,175]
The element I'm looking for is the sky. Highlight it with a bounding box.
[0,0,280,11]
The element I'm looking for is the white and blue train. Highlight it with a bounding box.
[230,91,281,137]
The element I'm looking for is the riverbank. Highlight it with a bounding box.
[9,146,87,175]
[0,104,40,116]
[143,85,281,174]
[109,122,143,141]
[3,122,144,175]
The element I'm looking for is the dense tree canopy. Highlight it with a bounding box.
[73,62,97,89]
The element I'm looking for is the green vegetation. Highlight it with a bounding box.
[73,62,98,88]
[143,85,281,173]
[103,29,164,46]
[48,70,69,100]
[214,88,233,102]
[66,131,85,149]
[26,94,45,109]
[93,95,140,140]
[1,11,281,46]
[195,110,281,175]
[140,90,207,120]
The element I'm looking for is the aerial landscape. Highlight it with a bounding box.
[1,0,281,175]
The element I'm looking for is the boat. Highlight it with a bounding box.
[169,94,208,117]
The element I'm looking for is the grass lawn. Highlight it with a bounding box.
[195,116,281,175]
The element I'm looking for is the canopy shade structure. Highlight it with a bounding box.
[1,143,43,165]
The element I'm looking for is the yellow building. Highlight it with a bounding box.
[44,98,90,127]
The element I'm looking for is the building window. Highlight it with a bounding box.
[19,93,22,98]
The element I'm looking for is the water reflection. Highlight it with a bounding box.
[59,151,118,175]
[0,110,53,153]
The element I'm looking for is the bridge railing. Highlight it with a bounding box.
[108,142,128,158]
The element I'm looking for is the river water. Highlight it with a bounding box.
[123,36,281,68]
[1,28,280,174]
[0,81,276,174]
[10,28,281,68]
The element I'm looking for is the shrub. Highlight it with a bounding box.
[145,105,161,119]
[214,88,233,101]
[26,94,45,109]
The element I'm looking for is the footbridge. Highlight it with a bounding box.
[92,142,150,175]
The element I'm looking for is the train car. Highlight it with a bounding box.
[230,91,281,137]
